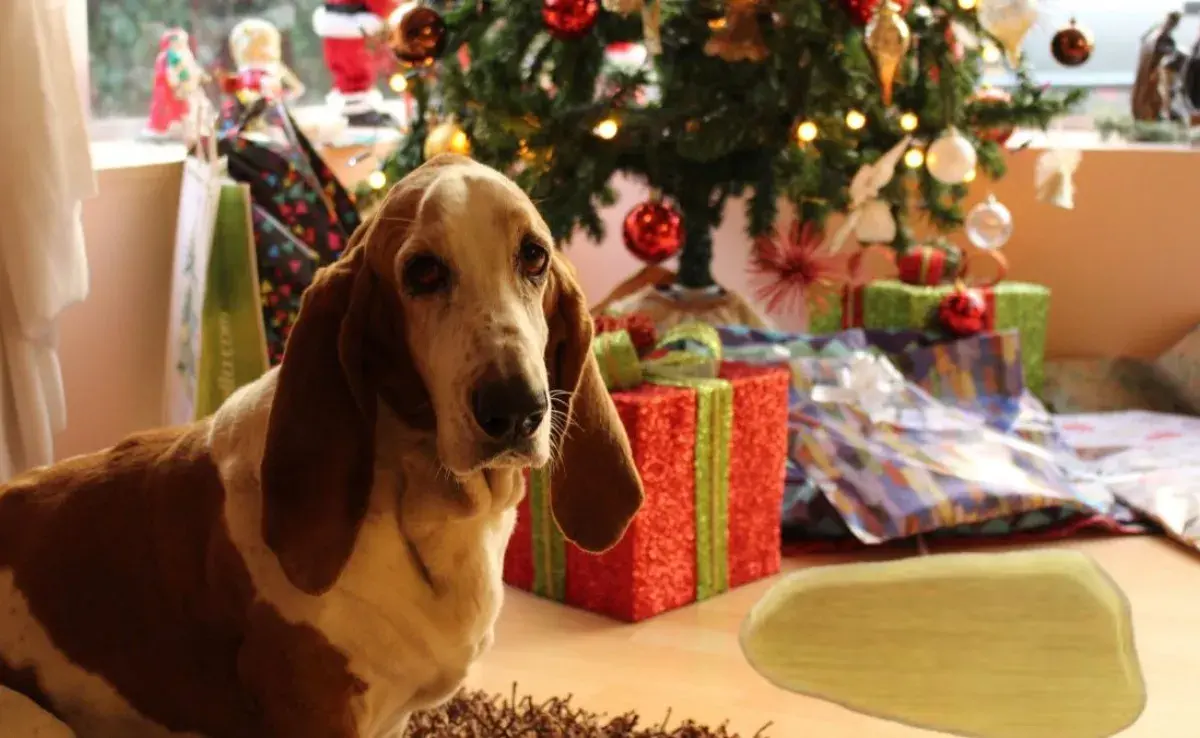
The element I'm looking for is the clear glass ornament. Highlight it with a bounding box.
[964,194,1013,251]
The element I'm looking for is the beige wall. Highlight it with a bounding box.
[55,162,181,460]
[54,145,1200,460]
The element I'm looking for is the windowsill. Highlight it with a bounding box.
[89,126,1200,177]
[89,100,413,173]
[1015,130,1200,153]
[91,140,189,172]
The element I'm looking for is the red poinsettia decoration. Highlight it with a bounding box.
[748,220,849,315]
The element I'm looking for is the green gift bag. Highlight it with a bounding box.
[193,181,270,420]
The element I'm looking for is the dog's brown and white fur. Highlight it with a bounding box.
[0,155,643,738]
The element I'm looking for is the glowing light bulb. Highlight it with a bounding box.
[367,170,388,190]
[796,120,818,143]
[845,110,867,131]
[593,118,619,139]
[981,43,1001,64]
[449,130,471,154]
[899,112,919,132]
[957,0,978,9]
[904,148,925,169]
[963,167,977,183]
[389,73,408,93]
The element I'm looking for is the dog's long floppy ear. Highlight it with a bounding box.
[259,240,382,595]
[544,251,644,553]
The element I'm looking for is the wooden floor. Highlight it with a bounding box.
[469,537,1200,737]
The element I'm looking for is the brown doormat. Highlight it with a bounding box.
[407,686,772,737]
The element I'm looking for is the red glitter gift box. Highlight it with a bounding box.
[503,349,790,622]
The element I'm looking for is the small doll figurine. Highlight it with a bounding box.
[144,29,205,139]
[226,18,306,110]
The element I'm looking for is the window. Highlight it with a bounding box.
[983,0,1200,135]
[84,1,1199,141]
[86,0,351,140]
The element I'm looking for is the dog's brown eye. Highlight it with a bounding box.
[403,254,450,295]
[519,239,550,279]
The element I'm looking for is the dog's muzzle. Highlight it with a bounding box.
[470,368,548,447]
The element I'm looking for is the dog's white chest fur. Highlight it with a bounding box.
[333,465,518,737]
[216,385,521,738]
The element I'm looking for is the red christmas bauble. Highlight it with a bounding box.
[936,288,989,337]
[542,0,600,40]
[622,201,684,265]
[1050,19,1093,68]
[389,6,448,67]
[841,0,912,26]
[969,87,1016,146]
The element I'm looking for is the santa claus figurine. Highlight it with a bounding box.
[144,28,205,140]
[226,18,306,111]
[311,0,399,128]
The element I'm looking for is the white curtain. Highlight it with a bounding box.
[0,0,96,481]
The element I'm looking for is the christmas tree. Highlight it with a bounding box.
[364,0,1083,294]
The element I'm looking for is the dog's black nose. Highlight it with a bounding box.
[471,372,548,442]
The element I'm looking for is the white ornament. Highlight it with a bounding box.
[964,194,1013,251]
[855,199,897,244]
[925,128,977,185]
[977,0,1039,67]
[1035,148,1082,209]
[824,135,911,253]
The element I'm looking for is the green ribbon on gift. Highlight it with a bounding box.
[527,466,564,600]
[527,321,733,603]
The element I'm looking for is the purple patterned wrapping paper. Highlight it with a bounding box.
[717,326,1134,544]
[787,352,1098,544]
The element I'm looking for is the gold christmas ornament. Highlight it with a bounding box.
[977,0,1038,68]
[424,119,471,159]
[865,1,911,106]
[704,0,769,63]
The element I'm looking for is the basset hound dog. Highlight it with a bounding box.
[0,154,644,737]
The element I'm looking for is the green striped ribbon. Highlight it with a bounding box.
[527,466,565,600]
[593,331,644,390]
[654,376,733,600]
